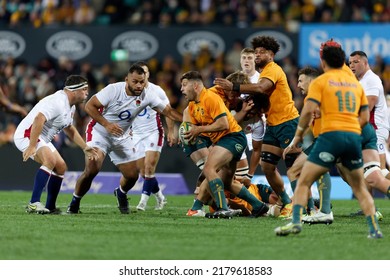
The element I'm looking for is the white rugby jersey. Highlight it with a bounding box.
[360,69,390,130]
[15,90,75,143]
[240,71,260,100]
[131,82,170,135]
[86,82,166,140]
[249,71,260,83]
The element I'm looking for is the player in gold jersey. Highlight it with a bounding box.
[275,41,382,238]
[214,36,299,218]
[181,71,269,218]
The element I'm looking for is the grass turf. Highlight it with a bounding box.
[0,191,388,260]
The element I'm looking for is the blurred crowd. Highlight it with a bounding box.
[1,0,390,30]
[1,0,390,149]
[2,41,390,149]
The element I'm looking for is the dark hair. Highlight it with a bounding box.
[128,64,146,75]
[180,71,203,82]
[298,67,320,78]
[322,46,346,68]
[64,75,88,87]
[349,50,368,58]
[251,36,280,54]
[133,61,148,68]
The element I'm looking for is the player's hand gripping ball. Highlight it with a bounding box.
[178,121,195,145]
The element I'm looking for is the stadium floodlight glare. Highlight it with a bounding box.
[111,49,129,61]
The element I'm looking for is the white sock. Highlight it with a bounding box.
[140,193,150,203]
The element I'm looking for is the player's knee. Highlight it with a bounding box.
[285,152,300,169]
[363,161,381,186]
[55,162,67,175]
[286,167,299,181]
[261,152,280,166]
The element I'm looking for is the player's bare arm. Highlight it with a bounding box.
[184,116,229,143]
[234,98,254,123]
[23,113,46,162]
[159,104,183,123]
[359,107,370,128]
[366,95,378,111]
[214,77,274,96]
[283,100,315,159]
[63,125,99,161]
[165,116,178,147]
[85,96,124,137]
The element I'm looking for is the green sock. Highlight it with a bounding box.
[292,204,304,224]
[191,199,204,211]
[290,180,297,193]
[208,178,228,210]
[387,186,390,199]
[237,186,263,210]
[366,215,381,234]
[307,197,315,212]
[279,190,292,205]
[317,172,332,214]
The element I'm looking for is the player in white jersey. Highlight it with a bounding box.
[239,47,266,179]
[348,51,390,216]
[67,64,182,214]
[349,51,390,172]
[132,62,177,211]
[14,75,98,214]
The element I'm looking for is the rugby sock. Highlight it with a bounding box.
[139,193,150,204]
[208,178,228,210]
[279,190,291,205]
[307,197,315,212]
[142,176,155,196]
[318,172,332,214]
[154,190,165,201]
[116,186,127,198]
[151,180,160,194]
[191,199,204,211]
[292,204,304,224]
[30,166,51,203]
[70,194,82,208]
[45,172,64,210]
[366,215,381,234]
[237,186,264,209]
[387,186,390,199]
[290,180,297,193]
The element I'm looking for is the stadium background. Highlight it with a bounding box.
[1,0,390,197]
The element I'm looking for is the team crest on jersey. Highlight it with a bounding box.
[150,143,154,147]
[136,99,141,107]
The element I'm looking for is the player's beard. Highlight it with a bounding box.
[255,59,267,69]
[127,84,142,96]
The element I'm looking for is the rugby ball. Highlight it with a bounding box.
[178,121,193,145]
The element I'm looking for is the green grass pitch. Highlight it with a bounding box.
[0,191,389,260]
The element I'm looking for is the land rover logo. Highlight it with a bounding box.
[177,31,225,56]
[246,31,293,60]
[0,31,25,58]
[46,31,92,60]
[112,31,158,61]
